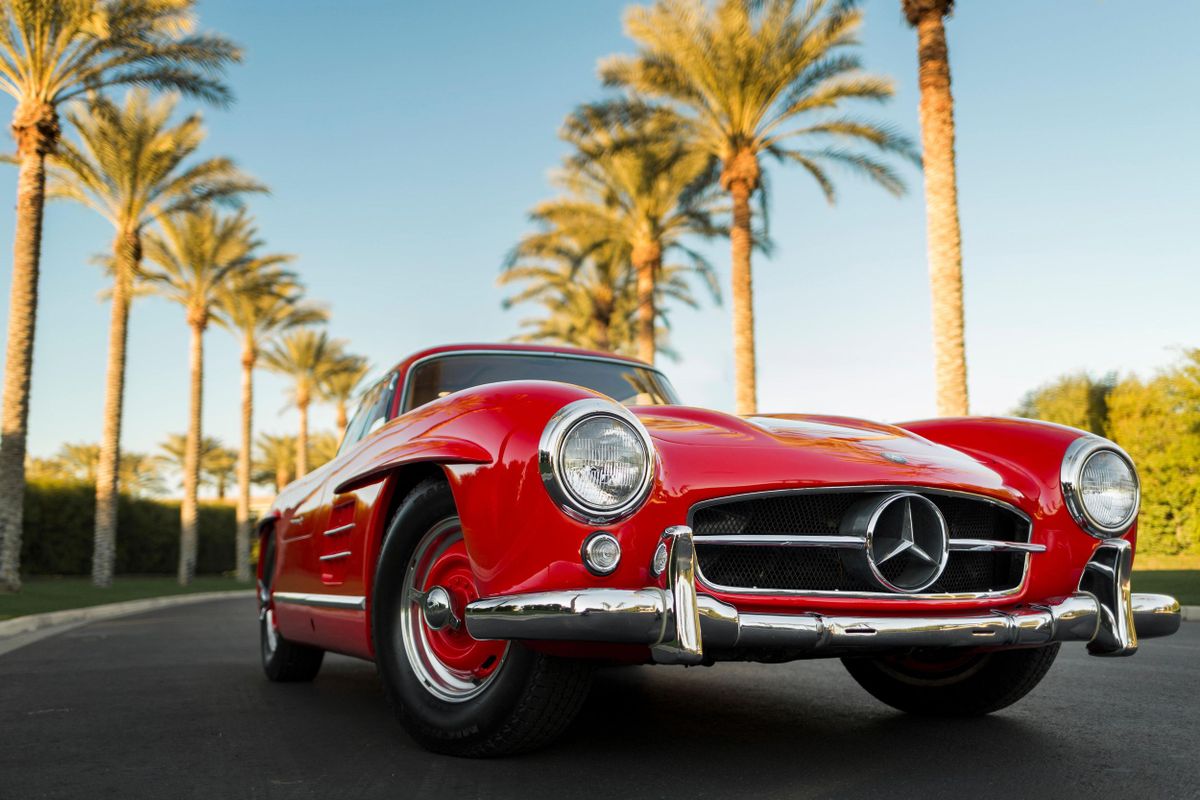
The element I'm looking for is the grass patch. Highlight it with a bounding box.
[1132,571,1200,606]
[1134,554,1200,571]
[0,575,247,621]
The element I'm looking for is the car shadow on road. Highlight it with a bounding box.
[295,658,1064,800]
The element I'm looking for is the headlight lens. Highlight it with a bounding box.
[560,416,649,510]
[539,398,655,522]
[1079,450,1138,530]
[1061,437,1139,538]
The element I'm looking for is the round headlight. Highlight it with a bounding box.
[1061,437,1139,538]
[540,398,655,522]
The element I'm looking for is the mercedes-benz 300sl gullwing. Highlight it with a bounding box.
[257,343,1181,756]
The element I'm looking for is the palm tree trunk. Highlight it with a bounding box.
[728,180,758,416]
[92,231,138,588]
[296,390,309,478]
[632,242,661,364]
[179,319,205,585]
[275,463,288,493]
[913,6,969,417]
[0,146,49,593]
[235,345,254,583]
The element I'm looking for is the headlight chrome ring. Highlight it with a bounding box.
[539,397,656,524]
[1061,436,1140,539]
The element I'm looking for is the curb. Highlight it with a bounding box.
[0,589,254,639]
[1183,606,1200,622]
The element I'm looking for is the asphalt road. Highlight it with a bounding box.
[1,597,1197,800]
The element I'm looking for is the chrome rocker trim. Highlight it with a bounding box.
[464,528,1181,665]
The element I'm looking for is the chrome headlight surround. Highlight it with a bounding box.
[1060,436,1140,539]
[538,398,656,524]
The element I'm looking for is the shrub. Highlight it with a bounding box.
[21,478,237,575]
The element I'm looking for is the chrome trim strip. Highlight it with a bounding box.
[322,523,355,538]
[695,534,866,548]
[948,538,1047,553]
[686,485,1035,601]
[398,349,678,414]
[465,589,1113,659]
[1061,436,1140,539]
[273,591,366,611]
[318,550,352,562]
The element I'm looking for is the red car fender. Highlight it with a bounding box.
[897,416,1134,582]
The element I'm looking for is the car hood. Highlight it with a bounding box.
[632,407,1015,503]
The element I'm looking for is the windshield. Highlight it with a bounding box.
[403,352,679,412]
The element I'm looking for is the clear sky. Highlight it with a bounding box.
[1,0,1196,483]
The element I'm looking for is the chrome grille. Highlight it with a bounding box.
[690,488,1031,596]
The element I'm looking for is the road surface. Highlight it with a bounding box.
[1,597,1196,799]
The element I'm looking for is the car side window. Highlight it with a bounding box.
[338,372,398,455]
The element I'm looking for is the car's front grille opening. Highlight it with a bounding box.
[690,489,1031,596]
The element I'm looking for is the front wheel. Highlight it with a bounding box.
[373,478,592,757]
[842,644,1060,716]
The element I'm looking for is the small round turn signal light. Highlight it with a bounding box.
[582,532,621,575]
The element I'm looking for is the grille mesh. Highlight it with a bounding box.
[692,490,1029,595]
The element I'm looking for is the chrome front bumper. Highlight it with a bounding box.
[465,528,1182,665]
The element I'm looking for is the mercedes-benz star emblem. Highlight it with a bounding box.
[841,492,950,593]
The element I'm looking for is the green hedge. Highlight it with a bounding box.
[21,478,236,575]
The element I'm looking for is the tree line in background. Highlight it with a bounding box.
[1015,351,1200,556]
[27,429,343,500]
[0,1,373,592]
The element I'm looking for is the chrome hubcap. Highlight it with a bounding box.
[422,585,457,631]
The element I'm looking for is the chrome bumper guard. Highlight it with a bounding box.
[464,528,1182,665]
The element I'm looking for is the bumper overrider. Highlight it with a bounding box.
[465,527,1182,665]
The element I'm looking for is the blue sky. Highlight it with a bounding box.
[1,0,1197,480]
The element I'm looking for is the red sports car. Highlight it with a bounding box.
[257,343,1181,756]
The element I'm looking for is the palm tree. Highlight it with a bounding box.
[144,208,260,585]
[502,223,714,357]
[214,266,323,581]
[49,89,262,587]
[254,433,296,492]
[263,330,348,479]
[321,356,371,435]
[903,0,967,416]
[528,102,723,364]
[159,432,226,490]
[602,0,916,413]
[0,0,241,593]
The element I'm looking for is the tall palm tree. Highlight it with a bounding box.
[49,89,262,587]
[144,208,259,585]
[903,0,967,416]
[503,230,624,352]
[602,0,916,413]
[320,356,371,435]
[0,0,241,593]
[533,102,723,364]
[263,330,348,479]
[214,267,323,582]
[502,223,714,358]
